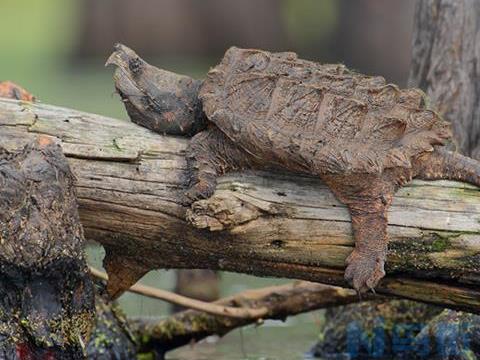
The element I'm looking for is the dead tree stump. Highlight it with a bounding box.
[0,141,95,358]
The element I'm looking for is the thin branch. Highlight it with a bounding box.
[130,281,375,353]
[89,267,268,319]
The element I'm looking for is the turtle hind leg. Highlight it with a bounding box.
[185,126,256,203]
[323,175,395,293]
[344,204,389,293]
[414,147,480,186]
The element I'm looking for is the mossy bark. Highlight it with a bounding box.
[0,141,95,358]
[311,300,443,359]
[406,310,480,360]
[86,283,138,359]
[311,301,480,360]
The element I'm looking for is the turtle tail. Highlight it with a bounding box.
[415,147,480,187]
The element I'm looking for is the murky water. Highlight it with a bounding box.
[87,245,323,359]
[168,318,319,360]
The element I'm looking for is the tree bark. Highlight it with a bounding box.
[0,140,95,358]
[407,309,480,358]
[1,98,480,312]
[86,283,138,359]
[409,0,480,158]
[311,299,443,359]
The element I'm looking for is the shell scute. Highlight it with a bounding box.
[199,47,451,175]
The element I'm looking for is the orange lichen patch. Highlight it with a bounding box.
[36,135,54,148]
[0,81,35,102]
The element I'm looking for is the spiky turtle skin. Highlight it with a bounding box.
[109,45,480,293]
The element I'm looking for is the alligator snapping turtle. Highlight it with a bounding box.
[107,44,480,293]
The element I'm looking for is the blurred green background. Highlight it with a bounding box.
[0,1,416,358]
[0,0,415,118]
[0,0,126,117]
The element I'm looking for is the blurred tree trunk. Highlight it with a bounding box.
[335,0,416,85]
[75,0,286,59]
[409,0,480,159]
[173,270,220,313]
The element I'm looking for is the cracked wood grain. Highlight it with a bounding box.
[0,98,479,312]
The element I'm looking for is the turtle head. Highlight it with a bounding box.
[106,44,207,136]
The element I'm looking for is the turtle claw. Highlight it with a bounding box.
[345,249,386,293]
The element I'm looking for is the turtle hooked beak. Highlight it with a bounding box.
[106,43,207,136]
[105,43,139,69]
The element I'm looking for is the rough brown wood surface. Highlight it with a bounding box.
[0,98,479,311]
[409,0,480,159]
[0,139,94,358]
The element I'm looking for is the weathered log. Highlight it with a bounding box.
[0,98,479,312]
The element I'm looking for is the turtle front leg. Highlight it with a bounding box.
[185,126,255,203]
[323,175,395,293]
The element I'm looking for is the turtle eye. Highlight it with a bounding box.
[242,52,270,72]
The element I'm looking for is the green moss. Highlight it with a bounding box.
[387,231,461,271]
[431,237,450,252]
[19,318,29,328]
[93,331,112,348]
[391,232,455,254]
[48,311,94,346]
[112,138,123,151]
[140,333,151,345]
[137,352,155,360]
[153,318,190,339]
[463,349,477,360]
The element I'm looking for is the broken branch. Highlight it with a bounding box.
[89,267,268,319]
[130,281,371,353]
